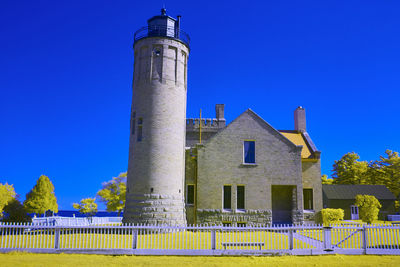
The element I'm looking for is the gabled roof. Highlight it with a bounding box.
[322,185,396,200]
[279,130,320,159]
[203,109,301,150]
[279,131,312,158]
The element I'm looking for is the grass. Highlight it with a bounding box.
[1,253,400,267]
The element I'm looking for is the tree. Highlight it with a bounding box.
[24,175,58,214]
[355,194,382,224]
[73,198,98,216]
[332,152,368,184]
[373,150,400,198]
[0,183,16,218]
[97,172,126,215]
[321,174,333,184]
[2,197,31,223]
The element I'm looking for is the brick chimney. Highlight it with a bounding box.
[215,104,226,127]
[294,106,306,132]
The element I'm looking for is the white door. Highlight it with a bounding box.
[350,205,359,220]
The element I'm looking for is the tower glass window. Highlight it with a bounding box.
[303,188,313,210]
[223,185,232,210]
[137,118,143,142]
[186,184,195,205]
[237,185,245,210]
[131,111,136,135]
[243,141,255,164]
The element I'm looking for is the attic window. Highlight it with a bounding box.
[243,140,255,164]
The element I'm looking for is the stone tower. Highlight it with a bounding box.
[123,9,189,225]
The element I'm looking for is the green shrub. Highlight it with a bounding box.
[316,208,344,225]
[2,198,31,223]
[355,194,382,224]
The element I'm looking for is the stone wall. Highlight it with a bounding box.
[197,209,272,225]
[196,109,304,224]
[124,193,186,225]
[302,160,323,214]
[124,36,189,225]
[303,210,315,223]
[292,210,304,224]
[186,118,226,147]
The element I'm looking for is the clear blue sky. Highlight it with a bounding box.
[1,1,399,210]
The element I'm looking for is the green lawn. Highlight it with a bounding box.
[1,253,400,267]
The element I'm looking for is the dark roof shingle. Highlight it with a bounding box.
[322,185,396,200]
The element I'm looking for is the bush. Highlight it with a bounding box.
[355,194,382,224]
[316,208,344,225]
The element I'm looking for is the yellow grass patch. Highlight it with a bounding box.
[0,253,400,267]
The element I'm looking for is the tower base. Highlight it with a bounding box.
[123,193,187,225]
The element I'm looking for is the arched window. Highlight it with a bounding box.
[137,118,143,141]
[131,111,136,135]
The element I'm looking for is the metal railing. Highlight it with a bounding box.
[134,26,190,47]
[0,223,399,255]
[32,216,123,226]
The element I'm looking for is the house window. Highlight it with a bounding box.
[222,222,231,227]
[137,118,143,142]
[303,188,313,210]
[186,184,195,205]
[131,111,136,135]
[237,185,245,210]
[243,140,255,164]
[223,185,232,210]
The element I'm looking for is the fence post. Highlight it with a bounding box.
[132,228,138,249]
[54,227,60,249]
[362,225,367,254]
[323,226,333,252]
[289,229,294,250]
[211,228,216,250]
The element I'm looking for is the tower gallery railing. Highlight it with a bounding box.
[134,26,190,47]
[0,223,399,255]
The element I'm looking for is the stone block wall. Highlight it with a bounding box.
[124,37,189,225]
[197,209,272,225]
[124,193,186,225]
[302,160,323,214]
[195,110,304,224]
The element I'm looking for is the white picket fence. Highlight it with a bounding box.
[32,216,123,226]
[0,223,399,255]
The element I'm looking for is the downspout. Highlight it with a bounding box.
[194,148,198,225]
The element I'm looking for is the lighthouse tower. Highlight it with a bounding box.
[123,9,189,225]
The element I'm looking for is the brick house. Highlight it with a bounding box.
[184,105,322,225]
